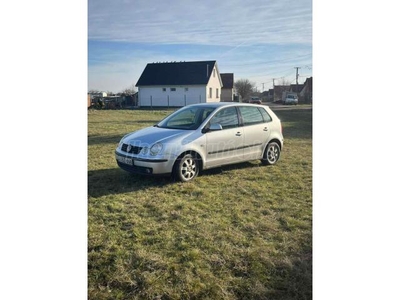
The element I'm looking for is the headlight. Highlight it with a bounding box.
[150,143,163,156]
[118,139,124,149]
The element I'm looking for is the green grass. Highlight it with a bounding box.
[88,107,312,299]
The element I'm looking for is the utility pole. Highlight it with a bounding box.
[294,67,301,99]
[272,78,276,102]
[294,67,301,86]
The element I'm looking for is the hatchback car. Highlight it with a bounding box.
[115,103,283,182]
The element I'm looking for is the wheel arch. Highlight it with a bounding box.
[174,150,204,171]
[264,138,282,152]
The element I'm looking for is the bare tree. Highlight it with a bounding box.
[278,78,290,86]
[234,79,256,102]
[121,84,136,95]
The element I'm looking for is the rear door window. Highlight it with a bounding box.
[238,106,264,126]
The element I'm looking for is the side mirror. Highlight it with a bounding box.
[202,123,223,133]
[209,123,223,131]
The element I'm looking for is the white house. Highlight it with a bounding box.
[135,61,223,107]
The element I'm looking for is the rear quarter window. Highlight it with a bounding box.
[258,107,272,122]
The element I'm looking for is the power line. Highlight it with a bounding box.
[248,67,294,79]
[250,64,312,91]
[261,82,269,91]
[224,53,312,67]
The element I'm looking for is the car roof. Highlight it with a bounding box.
[186,102,268,108]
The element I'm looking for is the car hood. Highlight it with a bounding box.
[122,126,193,146]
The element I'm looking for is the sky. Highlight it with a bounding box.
[88,0,312,93]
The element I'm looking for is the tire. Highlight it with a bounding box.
[262,142,281,165]
[174,153,199,182]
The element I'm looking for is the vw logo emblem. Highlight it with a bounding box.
[127,144,132,152]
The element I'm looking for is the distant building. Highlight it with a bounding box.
[89,91,107,98]
[300,77,312,103]
[261,89,274,102]
[273,85,291,102]
[220,73,234,102]
[290,84,305,94]
[88,91,108,107]
[135,61,223,107]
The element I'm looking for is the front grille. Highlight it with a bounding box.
[121,143,143,154]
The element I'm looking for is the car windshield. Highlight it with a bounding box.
[157,106,216,130]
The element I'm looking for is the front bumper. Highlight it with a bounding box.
[285,100,298,105]
[115,150,176,175]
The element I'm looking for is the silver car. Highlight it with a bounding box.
[115,102,283,182]
[284,94,298,105]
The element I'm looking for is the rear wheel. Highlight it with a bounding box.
[174,153,199,182]
[262,142,281,165]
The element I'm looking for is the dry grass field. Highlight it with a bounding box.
[88,106,312,299]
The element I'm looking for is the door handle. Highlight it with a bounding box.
[263,127,268,131]
[236,132,242,136]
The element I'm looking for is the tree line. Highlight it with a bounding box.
[234,78,290,101]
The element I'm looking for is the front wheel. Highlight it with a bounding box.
[262,142,281,165]
[174,153,199,182]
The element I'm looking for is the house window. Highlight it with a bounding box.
[162,88,166,92]
[216,88,219,98]
[209,87,212,98]
[170,88,176,92]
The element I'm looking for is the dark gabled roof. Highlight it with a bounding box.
[290,84,305,93]
[136,61,217,86]
[220,73,234,89]
[273,85,291,93]
[304,77,312,88]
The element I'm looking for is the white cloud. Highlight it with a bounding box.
[89,0,311,46]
